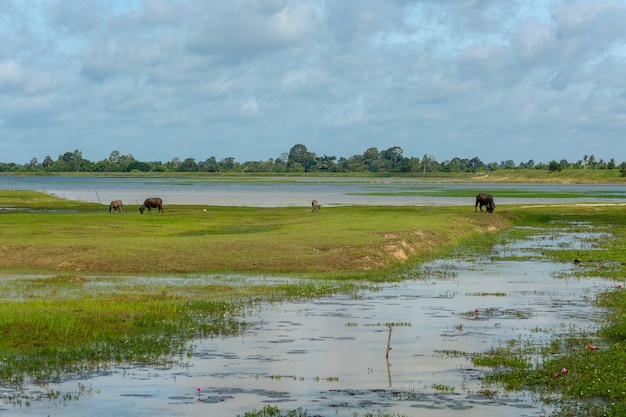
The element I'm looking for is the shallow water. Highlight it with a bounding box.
[3,228,613,416]
[2,175,626,207]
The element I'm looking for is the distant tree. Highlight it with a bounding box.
[219,157,236,171]
[381,146,404,171]
[500,160,516,169]
[117,153,136,171]
[289,162,305,172]
[588,155,596,170]
[315,155,336,171]
[42,156,54,169]
[608,158,616,170]
[287,144,316,171]
[178,158,198,172]
[362,147,381,172]
[548,160,562,172]
[108,150,121,164]
[276,152,289,166]
[54,150,85,171]
[200,156,219,172]
[127,161,150,172]
[28,158,39,170]
[422,154,437,173]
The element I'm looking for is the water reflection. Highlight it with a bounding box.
[6,227,611,416]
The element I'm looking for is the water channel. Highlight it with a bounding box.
[2,223,612,416]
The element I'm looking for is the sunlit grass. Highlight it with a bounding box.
[0,191,513,276]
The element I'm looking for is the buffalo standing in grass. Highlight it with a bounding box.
[475,193,495,214]
[140,198,163,214]
[109,200,123,213]
[311,200,321,212]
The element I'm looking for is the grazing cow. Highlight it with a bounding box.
[140,198,163,214]
[109,200,123,213]
[311,200,321,212]
[475,193,495,213]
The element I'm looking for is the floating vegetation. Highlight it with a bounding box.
[466,292,507,297]
[433,349,468,358]
[432,384,455,392]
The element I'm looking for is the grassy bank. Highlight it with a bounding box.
[0,190,511,277]
[0,190,510,391]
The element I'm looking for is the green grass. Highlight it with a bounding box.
[0,190,512,391]
[0,191,512,277]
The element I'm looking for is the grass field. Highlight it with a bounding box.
[0,190,512,276]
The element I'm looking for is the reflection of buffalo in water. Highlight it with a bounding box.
[475,193,495,213]
[140,198,163,214]
[311,200,321,212]
[109,200,123,213]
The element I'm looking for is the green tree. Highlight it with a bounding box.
[127,161,150,172]
[608,158,616,170]
[219,157,236,171]
[178,158,198,172]
[548,160,562,172]
[201,156,219,172]
[362,147,381,172]
[287,144,316,171]
[42,156,54,170]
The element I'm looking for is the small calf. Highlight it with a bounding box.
[109,200,123,213]
[311,200,321,212]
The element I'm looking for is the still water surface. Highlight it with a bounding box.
[1,175,626,207]
[3,226,612,416]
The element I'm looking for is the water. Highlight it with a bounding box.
[1,175,626,207]
[3,228,613,416]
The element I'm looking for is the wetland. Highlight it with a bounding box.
[0,177,625,416]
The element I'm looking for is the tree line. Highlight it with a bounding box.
[1,144,625,175]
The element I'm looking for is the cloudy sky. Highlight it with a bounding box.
[2,0,626,165]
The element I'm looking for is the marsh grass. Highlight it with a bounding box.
[4,190,626,416]
[0,190,511,392]
[0,273,362,388]
[466,204,626,417]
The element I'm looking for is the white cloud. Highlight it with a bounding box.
[1,0,626,164]
[241,97,259,115]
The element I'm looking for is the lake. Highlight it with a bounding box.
[1,175,626,207]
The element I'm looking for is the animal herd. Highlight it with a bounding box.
[109,194,496,214]
[108,198,164,214]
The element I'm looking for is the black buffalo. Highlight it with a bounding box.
[311,199,321,212]
[109,200,123,213]
[475,193,495,213]
[140,198,163,214]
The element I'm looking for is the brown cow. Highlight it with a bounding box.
[475,193,495,213]
[311,200,321,212]
[140,198,163,214]
[109,200,123,213]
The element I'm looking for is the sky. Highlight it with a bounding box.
[2,0,626,166]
